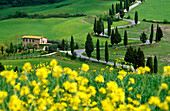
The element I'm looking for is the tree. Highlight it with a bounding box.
[96,39,100,61]
[119,9,125,19]
[115,27,122,46]
[116,3,120,13]
[125,46,134,63]
[108,19,111,36]
[61,39,66,51]
[124,0,126,9]
[0,62,5,71]
[149,24,154,44]
[135,11,138,25]
[133,48,138,69]
[70,36,74,55]
[10,42,14,54]
[1,47,4,55]
[120,0,123,10]
[85,33,94,59]
[146,57,153,73]
[126,0,129,12]
[140,32,147,45]
[96,18,103,35]
[124,30,128,47]
[112,4,115,15]
[158,26,163,42]
[111,29,116,47]
[14,66,18,72]
[154,56,158,74]
[137,48,145,67]
[93,18,97,34]
[105,41,109,63]
[155,24,159,42]
[109,9,112,16]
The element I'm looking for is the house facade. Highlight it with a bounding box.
[22,36,50,48]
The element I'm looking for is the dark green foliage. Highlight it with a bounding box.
[85,33,94,59]
[137,48,145,67]
[146,57,153,73]
[124,30,128,47]
[120,0,123,9]
[14,66,18,72]
[10,42,14,54]
[48,44,58,53]
[125,46,134,63]
[107,19,111,36]
[93,18,97,34]
[154,56,158,74]
[96,39,100,61]
[119,9,125,19]
[135,11,138,24]
[112,4,115,15]
[105,41,109,63]
[115,27,122,45]
[71,52,77,60]
[0,62,5,71]
[70,36,74,55]
[150,24,154,44]
[1,47,4,55]
[109,9,112,16]
[156,25,163,42]
[126,0,129,12]
[96,18,103,35]
[75,43,79,49]
[61,39,66,51]
[156,25,159,42]
[133,49,138,69]
[111,30,116,47]
[116,3,120,13]
[140,32,147,45]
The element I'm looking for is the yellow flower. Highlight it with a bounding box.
[117,75,124,80]
[148,96,161,106]
[128,78,135,84]
[106,81,118,92]
[53,65,63,78]
[50,59,58,67]
[64,67,72,75]
[160,83,168,90]
[118,70,127,76]
[144,66,150,72]
[36,67,50,79]
[136,94,141,99]
[22,62,32,71]
[63,81,71,90]
[20,86,30,97]
[109,67,114,71]
[14,83,21,91]
[81,63,89,72]
[128,87,133,91]
[158,101,169,111]
[166,96,170,103]
[95,75,104,83]
[99,87,106,94]
[19,74,27,81]
[163,66,170,75]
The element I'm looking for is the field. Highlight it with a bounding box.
[125,0,170,21]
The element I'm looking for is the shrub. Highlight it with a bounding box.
[71,52,77,60]
[48,44,58,53]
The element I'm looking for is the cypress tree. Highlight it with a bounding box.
[119,9,125,19]
[112,4,115,15]
[120,0,123,9]
[96,39,100,61]
[150,24,154,44]
[61,39,66,51]
[158,26,163,41]
[133,48,138,69]
[93,18,97,34]
[146,57,153,73]
[85,33,94,59]
[116,3,119,13]
[111,29,116,47]
[105,41,109,63]
[155,24,159,42]
[70,36,74,55]
[135,11,138,25]
[154,55,158,74]
[137,48,145,67]
[124,0,126,9]
[14,66,18,72]
[117,3,120,13]
[108,19,111,36]
[124,30,128,47]
[115,27,122,46]
[1,47,3,55]
[126,0,129,12]
[102,22,104,35]
[125,46,134,63]
[10,42,14,54]
[0,62,5,71]
[109,9,112,16]
[140,32,147,45]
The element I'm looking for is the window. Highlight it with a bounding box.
[23,39,24,42]
[29,39,31,42]
[33,39,34,42]
[26,39,27,42]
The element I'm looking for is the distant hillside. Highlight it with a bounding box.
[0,0,65,7]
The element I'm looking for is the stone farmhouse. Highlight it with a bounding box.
[22,36,51,48]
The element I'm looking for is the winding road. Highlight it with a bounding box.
[60,1,154,71]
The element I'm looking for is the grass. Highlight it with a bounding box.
[83,40,170,74]
[0,17,131,45]
[126,0,170,21]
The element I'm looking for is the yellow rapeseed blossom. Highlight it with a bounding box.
[128,87,133,91]
[160,83,168,90]
[148,96,161,106]
[50,59,58,67]
[95,75,104,83]
[22,62,32,72]
[163,66,170,76]
[106,81,118,92]
[166,96,170,103]
[81,63,89,72]
[117,75,124,80]
[52,65,63,78]
[136,94,141,99]
[99,87,106,94]
[64,67,72,75]
[14,83,21,91]
[118,70,127,76]
[20,86,30,97]
[36,67,50,79]
[0,91,8,104]
[128,78,135,84]
[109,67,114,71]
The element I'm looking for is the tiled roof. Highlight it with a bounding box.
[22,36,46,39]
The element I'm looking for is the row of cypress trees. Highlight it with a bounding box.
[146,56,158,74]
